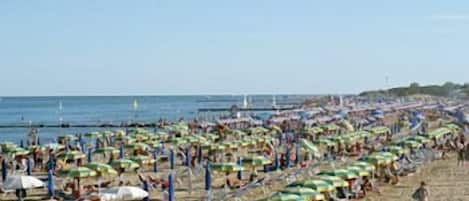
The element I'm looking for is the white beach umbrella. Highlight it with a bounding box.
[3,175,44,190]
[101,186,148,200]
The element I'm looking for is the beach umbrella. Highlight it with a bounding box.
[242,156,271,168]
[211,163,244,173]
[87,148,93,163]
[407,136,431,144]
[56,151,86,161]
[236,158,244,179]
[319,169,359,180]
[125,143,149,151]
[362,155,392,166]
[110,159,140,170]
[94,146,119,154]
[130,155,156,165]
[374,152,399,161]
[299,139,320,156]
[345,166,370,177]
[314,139,334,146]
[288,179,335,193]
[274,151,280,170]
[47,169,54,197]
[101,186,149,201]
[6,147,30,157]
[314,175,349,188]
[153,151,159,173]
[197,145,203,165]
[258,193,304,201]
[119,144,124,159]
[143,180,150,201]
[168,173,175,201]
[387,146,409,156]
[280,187,325,201]
[26,158,32,176]
[2,159,7,181]
[59,167,97,178]
[205,162,211,191]
[401,140,422,148]
[0,141,17,152]
[170,149,175,170]
[85,162,118,175]
[347,161,375,172]
[3,175,44,190]
[295,144,300,165]
[84,132,101,138]
[43,143,64,151]
[185,146,191,167]
[286,147,291,168]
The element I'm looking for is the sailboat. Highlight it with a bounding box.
[243,95,248,109]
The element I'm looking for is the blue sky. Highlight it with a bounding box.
[1,1,468,96]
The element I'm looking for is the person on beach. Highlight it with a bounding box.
[456,142,465,166]
[412,181,429,201]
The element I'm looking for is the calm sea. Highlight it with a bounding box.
[0,95,312,143]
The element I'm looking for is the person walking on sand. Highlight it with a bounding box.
[412,181,429,201]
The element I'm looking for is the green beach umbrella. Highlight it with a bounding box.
[280,187,325,201]
[314,139,334,146]
[0,141,17,151]
[85,162,118,175]
[211,163,244,173]
[125,143,149,150]
[345,166,370,177]
[319,169,359,180]
[374,152,399,161]
[347,161,376,172]
[6,147,30,156]
[42,143,64,151]
[130,155,156,165]
[407,136,431,144]
[387,146,409,156]
[315,175,349,188]
[288,179,335,193]
[258,193,305,201]
[84,132,101,138]
[110,159,140,169]
[59,167,97,178]
[299,139,320,156]
[401,140,422,148]
[242,156,271,168]
[57,151,86,160]
[94,146,119,154]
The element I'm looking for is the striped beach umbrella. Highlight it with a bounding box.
[288,179,335,193]
[280,187,325,201]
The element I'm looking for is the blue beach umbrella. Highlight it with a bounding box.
[168,173,175,201]
[186,146,191,167]
[87,148,93,163]
[95,138,100,149]
[119,144,124,159]
[170,149,175,170]
[274,151,280,170]
[153,150,159,173]
[286,147,291,168]
[2,159,7,181]
[143,180,150,201]
[237,157,243,180]
[295,144,300,165]
[47,169,55,197]
[197,145,203,165]
[27,157,32,176]
[205,162,212,191]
